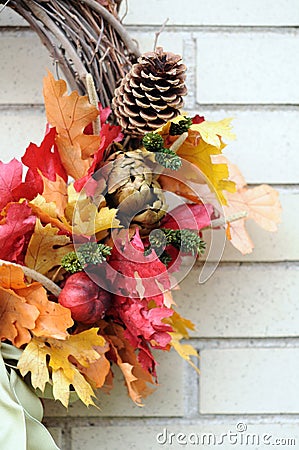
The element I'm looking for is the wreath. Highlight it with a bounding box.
[0,1,281,449]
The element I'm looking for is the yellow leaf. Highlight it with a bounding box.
[18,329,106,407]
[43,72,101,179]
[29,195,72,233]
[25,219,73,276]
[72,197,120,236]
[191,117,236,148]
[164,310,195,338]
[177,132,236,204]
[170,332,200,374]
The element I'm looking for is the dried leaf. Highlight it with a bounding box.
[43,72,100,179]
[40,172,68,217]
[25,219,72,276]
[18,328,106,407]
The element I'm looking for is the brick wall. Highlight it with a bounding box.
[1,1,299,449]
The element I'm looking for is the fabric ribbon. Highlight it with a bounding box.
[0,343,60,450]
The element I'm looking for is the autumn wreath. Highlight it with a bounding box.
[0,1,282,449]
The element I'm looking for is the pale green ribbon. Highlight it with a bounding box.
[0,343,60,450]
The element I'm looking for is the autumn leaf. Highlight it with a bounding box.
[43,72,101,179]
[76,342,111,389]
[22,126,67,182]
[29,195,72,233]
[158,173,203,204]
[161,203,213,231]
[15,283,73,339]
[0,159,42,211]
[18,328,107,407]
[40,172,68,217]
[25,219,73,276]
[107,229,171,299]
[225,185,281,254]
[0,202,36,262]
[72,196,120,236]
[176,132,235,205]
[0,264,73,343]
[190,117,236,148]
[165,311,199,373]
[102,322,155,405]
[0,265,39,347]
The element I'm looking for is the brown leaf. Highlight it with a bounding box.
[43,72,101,179]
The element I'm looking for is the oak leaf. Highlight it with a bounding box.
[102,322,155,405]
[18,328,107,407]
[43,72,101,179]
[190,117,236,148]
[25,219,73,276]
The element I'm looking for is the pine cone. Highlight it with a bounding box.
[112,47,187,136]
[100,148,167,235]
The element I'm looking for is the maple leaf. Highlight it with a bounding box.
[72,196,120,236]
[176,131,236,205]
[18,328,106,407]
[107,229,171,298]
[0,159,42,211]
[43,72,101,179]
[25,219,73,276]
[221,160,282,254]
[76,342,111,389]
[0,202,36,262]
[22,126,67,182]
[190,117,236,148]
[225,185,281,254]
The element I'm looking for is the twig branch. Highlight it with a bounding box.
[0,260,62,298]
[169,132,188,153]
[210,211,248,228]
[153,17,169,51]
[85,73,101,134]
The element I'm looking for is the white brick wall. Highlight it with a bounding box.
[1,1,298,449]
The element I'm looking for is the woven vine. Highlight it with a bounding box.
[2,0,141,108]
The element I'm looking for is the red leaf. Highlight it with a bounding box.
[161,203,213,231]
[192,114,205,124]
[107,229,171,299]
[0,203,36,262]
[0,159,42,212]
[22,127,67,182]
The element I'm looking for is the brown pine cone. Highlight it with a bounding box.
[112,47,187,136]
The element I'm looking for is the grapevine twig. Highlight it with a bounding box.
[210,211,248,228]
[153,17,169,51]
[85,73,101,134]
[0,260,62,297]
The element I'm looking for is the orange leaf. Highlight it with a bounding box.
[41,172,68,217]
[158,173,203,204]
[0,265,39,347]
[43,72,101,179]
[15,283,73,340]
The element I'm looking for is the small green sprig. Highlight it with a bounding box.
[142,132,164,152]
[142,132,182,171]
[146,228,206,264]
[155,148,182,171]
[169,117,192,136]
[61,242,112,274]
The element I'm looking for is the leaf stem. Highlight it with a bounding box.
[0,260,62,298]
[210,211,248,228]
